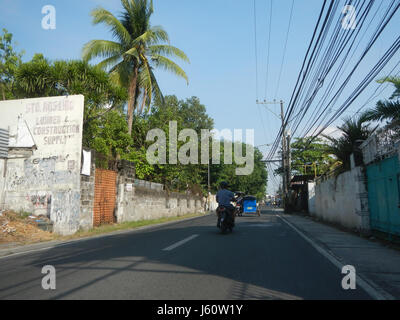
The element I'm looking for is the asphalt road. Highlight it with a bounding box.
[0,209,371,300]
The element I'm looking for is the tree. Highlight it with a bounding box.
[323,115,373,171]
[0,28,24,100]
[127,95,214,193]
[211,146,268,200]
[15,55,129,156]
[289,137,336,176]
[363,77,400,129]
[82,0,189,134]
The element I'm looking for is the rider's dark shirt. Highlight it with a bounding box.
[216,189,235,206]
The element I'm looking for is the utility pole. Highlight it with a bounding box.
[257,99,288,207]
[207,158,211,211]
[286,130,292,196]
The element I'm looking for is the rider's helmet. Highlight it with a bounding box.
[220,181,228,189]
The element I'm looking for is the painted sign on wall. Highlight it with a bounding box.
[0,95,84,235]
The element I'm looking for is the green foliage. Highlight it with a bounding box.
[15,54,129,157]
[323,115,373,171]
[129,95,214,193]
[363,77,400,129]
[89,110,132,157]
[126,95,267,198]
[211,146,268,200]
[289,137,336,176]
[0,28,24,100]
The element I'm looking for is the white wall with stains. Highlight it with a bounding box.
[0,95,84,235]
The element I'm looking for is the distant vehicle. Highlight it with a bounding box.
[243,196,258,215]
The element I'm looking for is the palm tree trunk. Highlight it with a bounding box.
[127,66,139,135]
[139,89,147,114]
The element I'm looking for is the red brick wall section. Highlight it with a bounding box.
[93,169,117,227]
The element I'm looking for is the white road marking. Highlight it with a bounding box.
[162,234,199,251]
[0,214,211,260]
[277,214,394,300]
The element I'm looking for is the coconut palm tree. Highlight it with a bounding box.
[363,77,400,128]
[82,0,189,134]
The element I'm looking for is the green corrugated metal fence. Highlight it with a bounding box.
[366,155,400,237]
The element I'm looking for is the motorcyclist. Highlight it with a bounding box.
[216,181,235,228]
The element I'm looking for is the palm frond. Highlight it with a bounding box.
[132,26,170,47]
[362,100,400,122]
[151,54,188,84]
[82,40,122,62]
[96,54,123,71]
[377,76,400,99]
[148,45,189,63]
[91,7,132,45]
[123,46,140,60]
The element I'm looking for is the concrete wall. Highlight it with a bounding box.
[115,164,204,223]
[308,182,316,215]
[313,166,370,232]
[0,159,6,210]
[79,149,95,231]
[116,185,205,223]
[0,95,84,235]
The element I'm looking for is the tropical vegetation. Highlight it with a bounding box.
[82,0,189,134]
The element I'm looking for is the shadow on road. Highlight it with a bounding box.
[0,208,371,300]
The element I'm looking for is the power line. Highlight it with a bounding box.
[267,0,400,157]
[267,0,332,161]
[274,0,295,99]
[264,0,273,99]
[253,0,259,100]
[305,0,400,139]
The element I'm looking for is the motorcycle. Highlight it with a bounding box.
[216,205,235,234]
[234,202,243,217]
[233,192,244,217]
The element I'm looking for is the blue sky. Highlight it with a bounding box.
[1,0,400,193]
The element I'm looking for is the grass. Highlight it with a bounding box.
[58,212,207,241]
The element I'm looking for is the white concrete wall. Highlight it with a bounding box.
[0,159,5,209]
[308,182,316,215]
[0,95,84,235]
[116,186,205,223]
[313,166,370,232]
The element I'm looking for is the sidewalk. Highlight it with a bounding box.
[279,213,400,300]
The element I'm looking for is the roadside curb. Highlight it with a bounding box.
[0,213,211,259]
[277,214,395,300]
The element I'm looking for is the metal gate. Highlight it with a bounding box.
[366,155,400,237]
[93,169,117,227]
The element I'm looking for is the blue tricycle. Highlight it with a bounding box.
[242,196,260,216]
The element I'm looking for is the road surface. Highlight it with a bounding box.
[0,209,371,300]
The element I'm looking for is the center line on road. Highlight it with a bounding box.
[162,234,199,251]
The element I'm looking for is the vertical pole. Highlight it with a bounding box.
[286,132,291,194]
[207,159,211,211]
[314,162,317,178]
[280,100,287,209]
